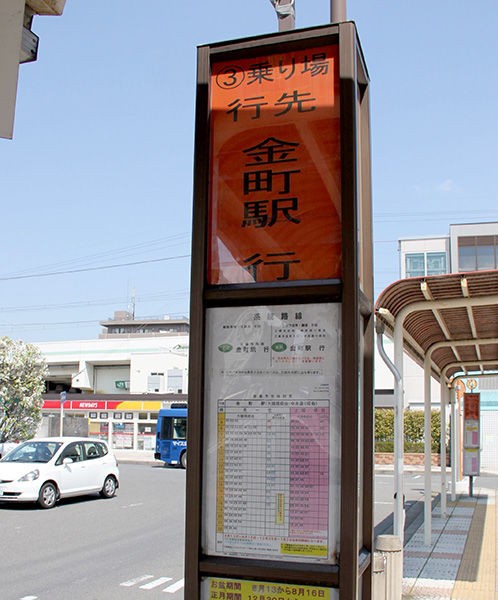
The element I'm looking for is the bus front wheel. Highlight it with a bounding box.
[180,451,187,469]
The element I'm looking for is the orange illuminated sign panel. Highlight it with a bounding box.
[464,393,480,421]
[207,43,341,284]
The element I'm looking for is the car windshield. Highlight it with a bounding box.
[1,441,63,463]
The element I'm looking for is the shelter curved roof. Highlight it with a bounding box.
[374,270,498,381]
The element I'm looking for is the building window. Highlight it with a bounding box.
[426,252,447,275]
[458,236,498,272]
[477,236,495,270]
[405,253,425,278]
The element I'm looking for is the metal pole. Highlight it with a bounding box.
[59,391,67,436]
[270,0,295,31]
[450,387,457,501]
[393,317,405,541]
[423,355,432,545]
[440,383,448,517]
[331,0,347,23]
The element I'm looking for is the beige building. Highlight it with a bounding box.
[36,312,189,452]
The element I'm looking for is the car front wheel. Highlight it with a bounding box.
[38,482,58,509]
[180,451,187,469]
[100,475,117,498]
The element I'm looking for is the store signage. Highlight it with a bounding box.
[208,42,341,284]
[42,399,163,411]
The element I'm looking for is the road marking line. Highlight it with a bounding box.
[21,596,38,600]
[140,577,173,590]
[120,574,154,587]
[163,579,184,593]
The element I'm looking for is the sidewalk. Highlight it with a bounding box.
[114,448,158,465]
[402,474,498,599]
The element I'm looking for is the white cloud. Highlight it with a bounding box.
[437,179,458,193]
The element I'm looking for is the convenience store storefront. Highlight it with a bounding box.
[40,394,188,452]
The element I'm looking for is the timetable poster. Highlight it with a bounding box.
[463,447,480,477]
[202,303,341,564]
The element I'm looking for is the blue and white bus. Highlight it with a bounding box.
[154,404,187,468]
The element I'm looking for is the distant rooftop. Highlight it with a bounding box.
[99,310,189,339]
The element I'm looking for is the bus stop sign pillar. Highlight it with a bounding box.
[185,21,373,600]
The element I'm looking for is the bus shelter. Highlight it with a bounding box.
[375,269,498,545]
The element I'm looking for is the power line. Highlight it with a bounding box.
[0,289,189,314]
[0,254,191,282]
[1,232,191,278]
[0,319,99,328]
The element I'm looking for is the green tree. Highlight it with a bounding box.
[0,337,48,443]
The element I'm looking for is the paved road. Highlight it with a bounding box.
[374,470,442,537]
[0,463,186,600]
[1,462,435,600]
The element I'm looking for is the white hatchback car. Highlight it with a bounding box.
[0,437,119,509]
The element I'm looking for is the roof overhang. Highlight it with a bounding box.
[25,0,66,16]
[375,270,498,382]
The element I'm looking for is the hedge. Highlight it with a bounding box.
[374,408,446,454]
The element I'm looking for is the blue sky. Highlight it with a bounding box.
[1,0,497,342]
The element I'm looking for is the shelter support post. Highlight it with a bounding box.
[440,383,449,517]
[423,356,432,545]
[450,386,457,501]
[393,317,405,541]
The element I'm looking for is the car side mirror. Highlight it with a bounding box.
[63,457,73,464]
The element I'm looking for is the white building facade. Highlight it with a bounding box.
[36,326,189,452]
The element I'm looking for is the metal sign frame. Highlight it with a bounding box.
[186,22,373,599]
[463,392,480,477]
